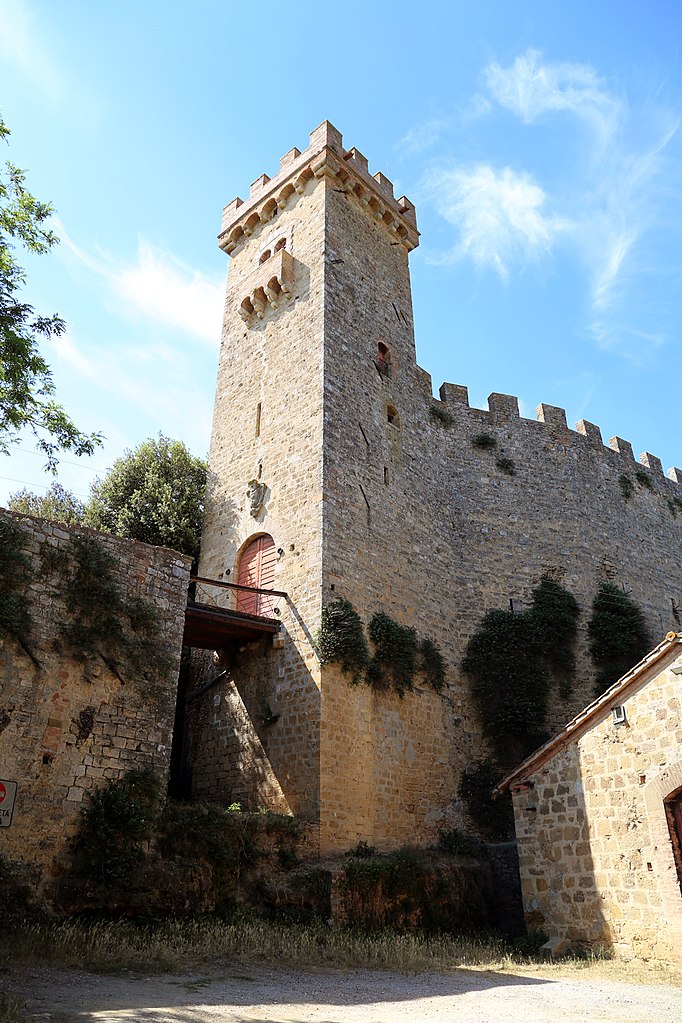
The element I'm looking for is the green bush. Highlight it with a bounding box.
[74,770,164,886]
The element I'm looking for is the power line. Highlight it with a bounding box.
[0,476,91,500]
[12,447,110,474]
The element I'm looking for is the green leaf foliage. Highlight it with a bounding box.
[8,482,84,524]
[462,576,580,771]
[459,760,515,841]
[316,598,369,684]
[588,582,651,697]
[368,612,419,697]
[420,636,446,692]
[58,534,172,689]
[75,769,164,887]
[0,517,32,641]
[463,608,548,765]
[529,576,580,698]
[85,435,207,561]
[0,116,102,469]
[318,601,447,696]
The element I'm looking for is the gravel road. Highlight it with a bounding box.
[7,963,682,1023]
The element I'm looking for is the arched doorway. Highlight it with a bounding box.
[236,534,276,617]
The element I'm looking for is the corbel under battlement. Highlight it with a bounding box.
[218,121,419,256]
[237,248,294,321]
[434,380,682,487]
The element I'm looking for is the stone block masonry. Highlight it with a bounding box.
[503,636,682,963]
[0,509,191,888]
[197,120,682,857]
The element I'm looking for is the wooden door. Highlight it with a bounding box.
[236,534,276,616]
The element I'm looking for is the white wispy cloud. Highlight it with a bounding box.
[397,118,450,156]
[424,163,569,278]
[57,224,224,345]
[424,48,680,359]
[484,48,622,150]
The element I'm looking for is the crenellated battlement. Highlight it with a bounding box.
[218,121,419,256]
[433,379,682,486]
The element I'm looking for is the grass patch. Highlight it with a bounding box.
[0,994,24,1023]
[0,917,546,975]
[1,919,681,986]
[429,405,454,427]
[472,433,497,450]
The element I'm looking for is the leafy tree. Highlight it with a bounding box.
[588,582,651,696]
[8,481,84,523]
[0,116,102,468]
[84,435,207,561]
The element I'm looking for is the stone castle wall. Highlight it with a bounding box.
[0,510,190,886]
[197,121,682,855]
[510,643,682,962]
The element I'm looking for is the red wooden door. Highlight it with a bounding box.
[236,535,276,616]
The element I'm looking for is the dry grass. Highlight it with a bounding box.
[0,993,25,1023]
[1,918,680,987]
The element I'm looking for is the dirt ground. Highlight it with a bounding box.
[6,963,682,1023]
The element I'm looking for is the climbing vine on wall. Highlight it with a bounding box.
[0,518,33,643]
[367,612,419,696]
[316,599,370,685]
[588,582,650,697]
[459,759,515,841]
[462,576,580,770]
[57,535,172,691]
[529,577,580,698]
[317,600,446,696]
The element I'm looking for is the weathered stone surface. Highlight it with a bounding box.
[509,641,682,964]
[0,510,191,884]
[197,121,682,859]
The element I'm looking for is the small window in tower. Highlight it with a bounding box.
[377,342,392,378]
[384,466,390,485]
[387,405,399,427]
[274,237,287,252]
[255,402,262,437]
[259,250,271,265]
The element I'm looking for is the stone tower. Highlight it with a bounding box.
[196,121,429,854]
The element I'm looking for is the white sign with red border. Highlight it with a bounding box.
[0,780,18,827]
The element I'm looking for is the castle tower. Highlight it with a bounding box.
[195,121,429,853]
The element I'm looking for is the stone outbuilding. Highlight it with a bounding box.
[497,632,682,962]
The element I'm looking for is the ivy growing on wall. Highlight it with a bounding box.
[317,600,446,697]
[429,405,454,427]
[420,637,446,692]
[462,576,580,770]
[619,475,634,501]
[529,577,580,698]
[316,599,369,685]
[367,612,419,696]
[0,518,33,644]
[57,535,172,690]
[588,582,650,697]
[459,759,515,841]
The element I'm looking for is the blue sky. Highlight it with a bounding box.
[1,0,681,505]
